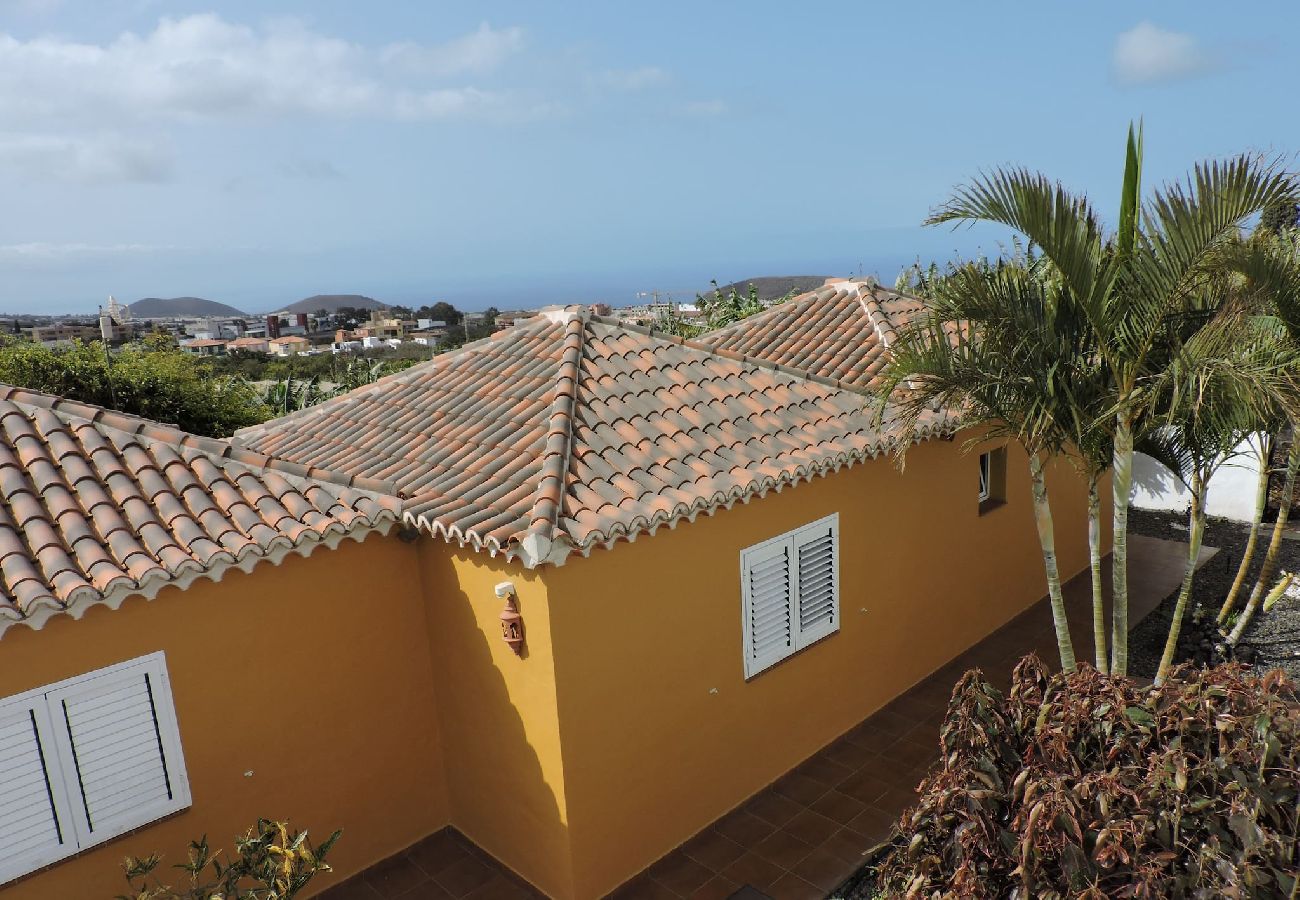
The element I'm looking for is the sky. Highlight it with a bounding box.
[0,1,1296,314]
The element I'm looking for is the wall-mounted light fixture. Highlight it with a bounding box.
[495,581,525,656]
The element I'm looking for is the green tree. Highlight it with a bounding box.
[1219,231,1300,645]
[1259,197,1300,235]
[924,123,1295,674]
[1143,305,1295,683]
[0,335,267,437]
[882,259,1091,672]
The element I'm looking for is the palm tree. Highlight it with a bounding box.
[925,124,1296,674]
[1145,304,1295,683]
[881,259,1092,672]
[1220,231,1300,645]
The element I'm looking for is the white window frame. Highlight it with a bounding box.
[978,451,992,502]
[0,652,191,885]
[740,513,840,679]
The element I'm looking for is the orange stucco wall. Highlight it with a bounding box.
[417,542,575,898]
[543,434,1109,898]
[0,436,1112,900]
[0,534,448,900]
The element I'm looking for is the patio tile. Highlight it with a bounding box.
[432,855,497,897]
[770,771,831,806]
[395,882,455,900]
[686,875,742,900]
[646,850,714,896]
[680,829,746,871]
[837,769,890,805]
[711,809,777,846]
[791,845,858,891]
[766,872,825,900]
[864,709,915,739]
[821,826,876,864]
[743,789,805,827]
[407,831,472,877]
[751,829,815,869]
[783,809,841,846]
[809,790,867,826]
[318,877,383,899]
[720,852,785,892]
[819,737,877,770]
[795,752,854,787]
[364,854,432,897]
[609,874,680,900]
[461,875,532,900]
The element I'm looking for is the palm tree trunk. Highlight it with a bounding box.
[1155,469,1206,686]
[1028,452,1077,673]
[1228,439,1300,646]
[1217,434,1273,624]
[1110,414,1134,675]
[1088,476,1107,673]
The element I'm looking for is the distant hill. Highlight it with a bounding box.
[700,275,830,304]
[129,297,247,318]
[278,295,386,315]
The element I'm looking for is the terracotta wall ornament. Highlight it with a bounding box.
[495,581,525,655]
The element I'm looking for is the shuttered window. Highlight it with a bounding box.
[0,653,190,885]
[741,513,840,678]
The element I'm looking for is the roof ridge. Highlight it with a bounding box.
[586,313,876,399]
[0,383,400,499]
[520,309,586,565]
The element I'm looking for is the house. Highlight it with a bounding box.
[268,335,311,356]
[0,387,423,899]
[226,336,271,354]
[28,323,101,346]
[0,289,1104,899]
[179,338,228,356]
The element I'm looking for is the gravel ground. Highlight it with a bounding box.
[1128,508,1300,680]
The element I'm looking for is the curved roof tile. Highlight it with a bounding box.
[237,306,953,567]
[0,385,400,636]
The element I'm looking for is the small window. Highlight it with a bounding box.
[740,514,840,678]
[0,653,190,885]
[978,447,1008,514]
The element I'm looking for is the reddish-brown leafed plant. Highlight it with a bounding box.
[860,657,1300,899]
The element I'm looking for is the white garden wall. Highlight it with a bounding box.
[1131,436,1264,522]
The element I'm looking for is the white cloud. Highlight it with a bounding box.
[0,14,519,125]
[380,22,524,77]
[1113,22,1222,85]
[0,134,173,183]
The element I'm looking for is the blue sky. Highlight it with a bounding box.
[0,1,1295,313]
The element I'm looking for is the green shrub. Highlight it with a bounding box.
[856,657,1299,898]
[117,819,339,900]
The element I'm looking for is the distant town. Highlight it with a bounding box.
[3,277,827,358]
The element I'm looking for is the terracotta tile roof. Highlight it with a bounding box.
[236,308,951,567]
[0,385,400,636]
[693,280,931,392]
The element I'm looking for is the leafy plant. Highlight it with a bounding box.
[0,334,267,436]
[117,819,340,900]
[858,657,1300,898]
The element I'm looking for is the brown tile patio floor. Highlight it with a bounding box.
[317,535,1216,900]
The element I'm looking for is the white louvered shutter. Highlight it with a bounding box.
[741,540,795,678]
[793,516,839,647]
[46,654,191,849]
[0,695,76,884]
